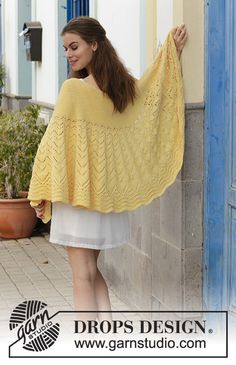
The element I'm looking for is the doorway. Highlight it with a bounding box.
[204,0,236,320]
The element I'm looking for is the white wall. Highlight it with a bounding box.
[173,0,204,103]
[97,0,141,78]
[156,0,173,47]
[32,0,59,104]
[3,0,18,94]
[97,0,174,78]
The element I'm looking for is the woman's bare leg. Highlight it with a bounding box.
[94,250,112,322]
[66,246,98,320]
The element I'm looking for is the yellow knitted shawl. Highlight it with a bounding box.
[28,31,185,223]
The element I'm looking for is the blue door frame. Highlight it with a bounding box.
[204,0,236,314]
[204,0,226,311]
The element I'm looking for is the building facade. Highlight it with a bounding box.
[1,0,234,319]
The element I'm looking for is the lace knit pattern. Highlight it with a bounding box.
[28,32,185,223]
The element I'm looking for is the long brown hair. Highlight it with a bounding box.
[61,16,137,113]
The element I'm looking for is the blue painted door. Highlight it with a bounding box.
[226,0,236,315]
[204,0,236,318]
[67,0,89,21]
[66,0,89,76]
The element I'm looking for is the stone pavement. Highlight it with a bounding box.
[0,233,141,337]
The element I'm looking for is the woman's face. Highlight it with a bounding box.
[63,32,97,74]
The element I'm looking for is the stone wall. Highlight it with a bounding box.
[1,94,31,111]
[99,104,204,315]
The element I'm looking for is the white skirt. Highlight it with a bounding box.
[49,202,131,249]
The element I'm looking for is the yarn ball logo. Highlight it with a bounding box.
[9,300,60,352]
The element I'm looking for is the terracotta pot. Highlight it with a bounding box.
[0,196,37,239]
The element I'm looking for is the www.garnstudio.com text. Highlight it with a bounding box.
[74,337,206,351]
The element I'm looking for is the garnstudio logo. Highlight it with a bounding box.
[9,300,60,352]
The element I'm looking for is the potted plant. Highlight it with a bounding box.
[0,104,47,238]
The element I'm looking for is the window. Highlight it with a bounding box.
[67,0,89,21]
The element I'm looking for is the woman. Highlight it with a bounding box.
[30,16,187,322]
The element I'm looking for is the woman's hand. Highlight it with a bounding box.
[171,24,188,58]
[34,200,46,219]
